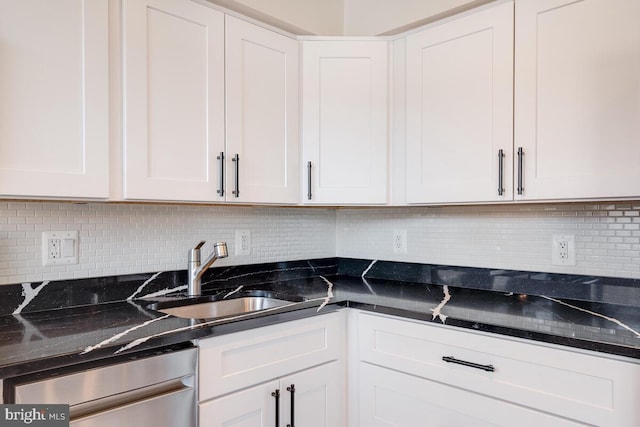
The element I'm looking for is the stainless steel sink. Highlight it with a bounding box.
[156,296,296,319]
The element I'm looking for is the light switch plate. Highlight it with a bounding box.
[42,231,78,266]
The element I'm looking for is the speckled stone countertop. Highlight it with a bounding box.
[0,258,638,379]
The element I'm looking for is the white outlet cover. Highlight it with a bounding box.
[552,234,576,266]
[42,231,79,266]
[235,229,251,256]
[393,230,407,254]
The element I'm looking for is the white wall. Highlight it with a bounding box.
[337,203,640,279]
[0,202,336,285]
[343,0,482,35]
[207,0,485,35]
[207,0,344,35]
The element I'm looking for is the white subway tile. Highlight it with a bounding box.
[337,203,640,279]
[0,202,335,285]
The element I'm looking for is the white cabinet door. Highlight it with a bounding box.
[122,0,224,201]
[0,0,109,199]
[359,363,583,427]
[514,0,640,200]
[225,16,299,204]
[280,361,346,427]
[302,41,389,205]
[198,311,345,402]
[199,362,345,427]
[357,310,640,427]
[199,380,279,427]
[405,1,514,204]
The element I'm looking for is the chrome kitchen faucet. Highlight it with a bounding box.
[188,241,228,296]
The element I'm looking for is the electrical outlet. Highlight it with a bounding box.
[393,230,407,254]
[552,234,576,266]
[42,231,78,266]
[236,230,251,256]
[48,239,61,259]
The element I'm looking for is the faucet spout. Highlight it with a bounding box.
[188,241,228,296]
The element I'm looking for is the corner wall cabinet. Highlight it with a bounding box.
[0,0,109,199]
[405,1,514,204]
[514,0,640,201]
[355,310,640,427]
[197,311,346,427]
[301,41,389,205]
[122,0,225,202]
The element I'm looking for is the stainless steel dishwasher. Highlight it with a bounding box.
[4,345,196,426]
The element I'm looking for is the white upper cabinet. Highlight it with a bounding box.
[0,0,109,199]
[302,41,389,205]
[225,16,299,204]
[405,1,514,204]
[122,0,225,202]
[514,0,640,201]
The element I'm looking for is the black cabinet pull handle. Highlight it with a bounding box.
[442,356,495,372]
[232,154,240,198]
[217,152,225,197]
[286,384,295,427]
[307,161,312,201]
[517,147,524,195]
[497,149,504,196]
[271,389,280,427]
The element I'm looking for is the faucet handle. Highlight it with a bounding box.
[189,241,206,263]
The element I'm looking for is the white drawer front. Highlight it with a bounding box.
[359,362,583,427]
[199,311,345,401]
[358,311,640,427]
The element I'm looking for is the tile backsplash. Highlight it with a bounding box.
[337,203,640,279]
[1,201,640,285]
[0,202,336,285]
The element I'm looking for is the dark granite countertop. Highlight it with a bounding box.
[0,259,638,379]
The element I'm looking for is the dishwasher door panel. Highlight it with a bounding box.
[14,348,196,406]
[71,387,195,427]
[7,347,196,427]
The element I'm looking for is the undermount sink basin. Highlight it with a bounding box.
[156,296,297,319]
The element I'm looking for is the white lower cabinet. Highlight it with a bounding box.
[199,380,278,427]
[197,311,346,427]
[355,310,640,427]
[199,361,344,427]
[359,363,582,427]
[196,309,639,427]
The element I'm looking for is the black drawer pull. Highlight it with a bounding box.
[232,154,240,197]
[217,151,225,197]
[306,161,312,201]
[271,389,280,427]
[516,146,524,195]
[497,149,505,196]
[442,356,495,372]
[286,384,295,427]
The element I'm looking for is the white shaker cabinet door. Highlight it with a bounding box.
[199,380,279,427]
[514,0,640,201]
[225,16,299,204]
[405,1,514,204]
[359,363,584,427]
[0,0,109,199]
[302,41,389,205]
[122,0,225,201]
[280,361,346,427]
